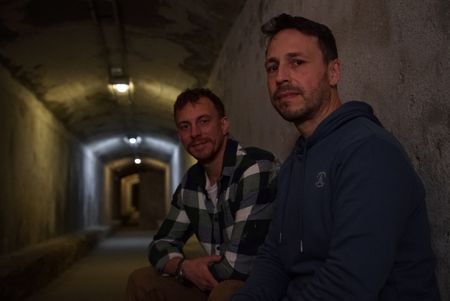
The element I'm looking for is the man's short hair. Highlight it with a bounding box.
[261,13,338,62]
[174,88,226,118]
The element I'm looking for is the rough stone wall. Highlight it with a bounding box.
[208,0,449,298]
[139,169,167,230]
[0,66,105,254]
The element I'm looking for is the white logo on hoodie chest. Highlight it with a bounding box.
[315,171,327,188]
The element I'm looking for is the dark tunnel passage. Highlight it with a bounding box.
[110,157,170,230]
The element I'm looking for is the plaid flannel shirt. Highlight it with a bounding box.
[148,138,279,281]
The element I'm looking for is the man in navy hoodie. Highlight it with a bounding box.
[232,14,440,300]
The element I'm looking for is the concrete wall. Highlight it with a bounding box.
[209,0,449,298]
[139,168,167,230]
[0,66,106,255]
[102,166,115,224]
[120,174,140,218]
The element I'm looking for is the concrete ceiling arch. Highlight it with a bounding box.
[0,0,247,159]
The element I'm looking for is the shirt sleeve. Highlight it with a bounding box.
[231,205,291,300]
[210,156,279,281]
[147,185,194,271]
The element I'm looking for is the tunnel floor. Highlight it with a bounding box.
[26,228,152,301]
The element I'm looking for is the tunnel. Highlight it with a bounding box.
[0,0,449,300]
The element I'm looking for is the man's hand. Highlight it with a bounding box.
[183,255,222,291]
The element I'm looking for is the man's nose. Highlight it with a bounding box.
[190,124,200,137]
[275,64,290,86]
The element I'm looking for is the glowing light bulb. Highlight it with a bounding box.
[113,83,129,93]
[134,158,141,164]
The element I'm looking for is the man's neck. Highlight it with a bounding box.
[202,139,228,185]
[295,93,342,138]
[204,165,221,186]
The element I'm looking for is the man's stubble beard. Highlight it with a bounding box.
[271,76,331,125]
[193,135,227,166]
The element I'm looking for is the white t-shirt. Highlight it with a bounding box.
[205,173,218,207]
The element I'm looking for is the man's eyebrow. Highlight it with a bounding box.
[265,57,278,65]
[265,52,306,63]
[176,120,189,127]
[177,114,210,125]
[286,52,305,58]
[196,114,210,120]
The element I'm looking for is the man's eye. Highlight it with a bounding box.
[199,118,209,125]
[292,58,305,66]
[265,63,278,73]
[178,124,189,131]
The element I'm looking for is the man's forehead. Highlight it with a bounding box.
[177,98,213,112]
[174,99,216,122]
[176,113,209,123]
[265,29,320,56]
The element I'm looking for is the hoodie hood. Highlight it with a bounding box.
[305,101,383,149]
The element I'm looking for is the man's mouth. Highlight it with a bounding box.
[276,91,299,101]
[274,86,303,102]
[190,139,210,148]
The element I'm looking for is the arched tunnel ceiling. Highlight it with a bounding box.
[0,0,246,160]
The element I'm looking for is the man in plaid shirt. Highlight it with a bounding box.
[127,88,278,301]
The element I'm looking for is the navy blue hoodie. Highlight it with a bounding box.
[233,101,440,300]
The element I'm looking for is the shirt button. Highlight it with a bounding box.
[216,246,220,251]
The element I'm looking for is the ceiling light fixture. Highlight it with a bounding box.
[109,66,132,95]
[110,76,131,93]
[134,158,142,165]
[113,83,130,93]
[124,136,142,146]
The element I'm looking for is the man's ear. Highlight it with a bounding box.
[221,116,230,135]
[328,59,341,86]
